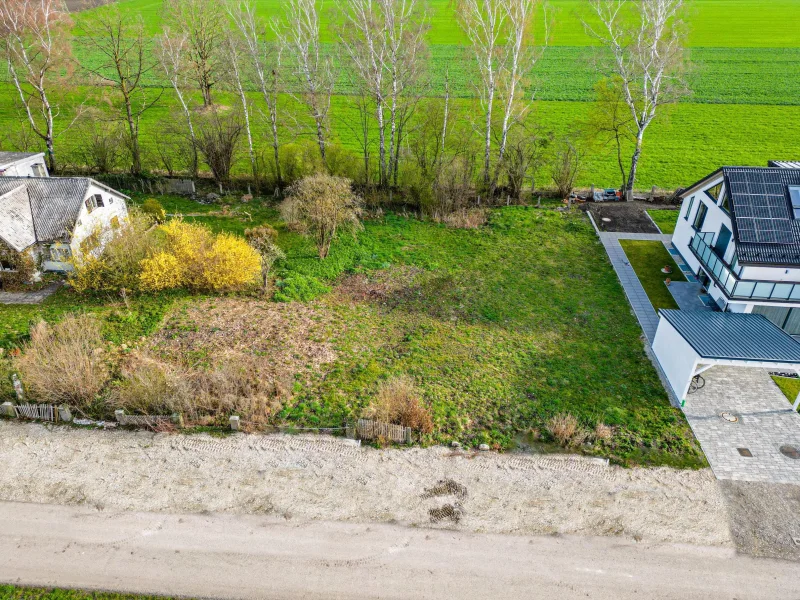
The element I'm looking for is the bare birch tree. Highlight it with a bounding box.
[222,29,257,181]
[273,0,335,167]
[156,28,199,176]
[456,0,506,189]
[228,0,284,189]
[492,0,549,190]
[0,0,74,173]
[584,0,688,198]
[164,0,226,108]
[79,5,161,175]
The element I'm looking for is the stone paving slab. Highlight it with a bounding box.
[0,282,62,305]
[598,233,660,342]
[684,367,800,484]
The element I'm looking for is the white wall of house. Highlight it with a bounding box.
[69,182,129,259]
[674,175,736,270]
[652,318,700,401]
[0,154,49,178]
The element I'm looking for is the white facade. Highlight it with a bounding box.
[652,317,701,400]
[0,153,49,178]
[672,169,800,333]
[70,182,129,257]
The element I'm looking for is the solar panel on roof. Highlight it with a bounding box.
[727,169,794,244]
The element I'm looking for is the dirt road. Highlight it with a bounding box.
[1,501,796,600]
[0,421,731,546]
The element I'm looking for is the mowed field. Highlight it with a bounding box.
[2,0,800,188]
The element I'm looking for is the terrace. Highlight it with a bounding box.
[690,232,800,303]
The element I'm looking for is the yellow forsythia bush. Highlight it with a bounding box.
[139,252,184,291]
[203,233,263,292]
[139,220,260,292]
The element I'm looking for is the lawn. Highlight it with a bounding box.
[619,240,686,310]
[771,376,800,411]
[647,209,681,235]
[0,585,182,600]
[0,197,703,467]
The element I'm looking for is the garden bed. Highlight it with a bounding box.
[619,240,687,310]
[585,202,677,234]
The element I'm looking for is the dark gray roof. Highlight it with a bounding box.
[659,309,800,363]
[0,151,41,166]
[722,167,800,266]
[0,177,90,241]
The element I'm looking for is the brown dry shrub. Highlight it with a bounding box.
[14,315,111,410]
[336,266,423,305]
[547,412,581,446]
[594,422,613,441]
[364,375,434,433]
[112,352,192,416]
[435,208,488,229]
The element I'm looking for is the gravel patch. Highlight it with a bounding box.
[0,421,732,547]
[586,202,676,234]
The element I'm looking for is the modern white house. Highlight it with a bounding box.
[0,176,129,273]
[0,151,49,178]
[655,163,800,400]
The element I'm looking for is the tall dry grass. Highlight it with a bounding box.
[364,375,434,433]
[14,315,110,411]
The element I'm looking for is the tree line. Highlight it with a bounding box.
[0,0,688,204]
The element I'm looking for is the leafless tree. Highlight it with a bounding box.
[457,0,549,194]
[584,76,636,191]
[164,0,226,107]
[193,108,244,184]
[456,0,505,190]
[156,28,198,175]
[228,1,284,189]
[272,0,335,167]
[0,0,75,173]
[550,135,582,201]
[79,4,161,175]
[502,125,551,200]
[584,0,688,197]
[222,29,257,181]
[493,0,549,191]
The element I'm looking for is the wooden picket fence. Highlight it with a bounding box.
[14,403,57,422]
[355,419,412,444]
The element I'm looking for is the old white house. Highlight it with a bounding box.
[0,176,129,272]
[0,151,49,178]
[655,163,800,400]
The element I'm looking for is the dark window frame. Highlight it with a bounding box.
[693,202,708,231]
[684,196,695,221]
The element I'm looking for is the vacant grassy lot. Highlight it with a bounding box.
[619,240,686,310]
[647,209,681,235]
[0,195,703,466]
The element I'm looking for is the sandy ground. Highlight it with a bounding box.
[0,421,732,547]
[586,202,676,233]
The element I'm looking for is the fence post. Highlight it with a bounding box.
[229,415,240,431]
[0,402,15,418]
[171,413,184,428]
[58,405,72,422]
[114,409,125,423]
[404,427,412,445]
[11,374,23,402]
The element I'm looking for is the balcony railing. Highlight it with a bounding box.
[689,233,800,302]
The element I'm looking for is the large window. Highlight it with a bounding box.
[706,182,723,202]
[720,188,730,213]
[693,202,708,230]
[684,196,695,220]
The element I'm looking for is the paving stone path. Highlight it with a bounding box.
[0,282,61,305]
[598,232,671,342]
[684,366,800,484]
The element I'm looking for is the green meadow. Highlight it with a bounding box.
[2,0,800,189]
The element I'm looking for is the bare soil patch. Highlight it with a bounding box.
[0,422,733,547]
[585,202,676,233]
[335,266,423,307]
[719,480,800,561]
[65,0,108,11]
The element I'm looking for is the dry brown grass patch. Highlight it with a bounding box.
[335,265,423,305]
[363,375,434,433]
[134,298,337,425]
[435,208,488,229]
[14,314,111,411]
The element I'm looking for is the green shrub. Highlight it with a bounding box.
[141,198,167,223]
[274,273,330,302]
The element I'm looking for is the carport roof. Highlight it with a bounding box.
[659,309,800,363]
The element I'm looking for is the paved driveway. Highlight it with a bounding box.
[683,366,800,483]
